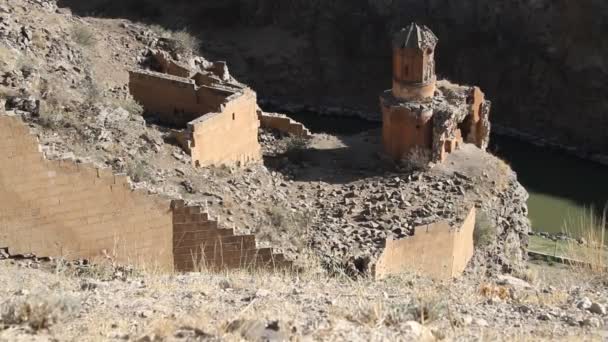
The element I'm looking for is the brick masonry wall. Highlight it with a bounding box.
[129,71,228,127]
[0,115,285,273]
[374,208,476,280]
[0,115,175,271]
[172,201,290,271]
[189,89,262,167]
[258,112,312,139]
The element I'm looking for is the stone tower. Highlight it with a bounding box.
[380,23,439,161]
[392,23,438,101]
[380,23,492,163]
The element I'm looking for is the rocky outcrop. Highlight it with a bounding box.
[475,175,531,273]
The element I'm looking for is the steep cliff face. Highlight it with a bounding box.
[58,0,608,153]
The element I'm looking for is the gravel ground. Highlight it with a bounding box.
[0,258,607,341]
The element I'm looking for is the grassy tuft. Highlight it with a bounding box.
[0,293,80,331]
[284,136,308,163]
[474,210,496,248]
[563,205,607,275]
[71,24,97,47]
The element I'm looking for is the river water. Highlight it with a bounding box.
[276,110,608,235]
[489,135,607,235]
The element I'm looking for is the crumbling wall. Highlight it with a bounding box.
[152,50,192,78]
[129,70,206,126]
[172,201,290,271]
[129,70,238,128]
[257,112,312,138]
[374,208,475,280]
[189,89,261,167]
[0,115,175,270]
[380,94,433,160]
[0,115,285,272]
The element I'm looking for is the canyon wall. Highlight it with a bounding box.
[58,0,608,154]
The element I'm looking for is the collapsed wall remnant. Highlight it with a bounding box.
[129,51,261,167]
[0,114,289,271]
[257,111,312,139]
[374,208,475,280]
[380,23,491,163]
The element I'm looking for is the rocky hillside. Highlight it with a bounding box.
[0,0,531,274]
[57,0,608,157]
[0,1,606,341]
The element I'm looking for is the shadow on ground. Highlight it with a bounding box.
[263,130,403,184]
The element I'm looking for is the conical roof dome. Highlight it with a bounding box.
[393,23,438,50]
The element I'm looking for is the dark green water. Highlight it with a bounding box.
[489,135,607,234]
[273,110,608,234]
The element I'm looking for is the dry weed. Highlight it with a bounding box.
[563,205,607,275]
[149,25,200,54]
[0,43,18,72]
[0,293,80,331]
[479,283,510,301]
[400,147,431,171]
[71,24,96,47]
[474,210,496,248]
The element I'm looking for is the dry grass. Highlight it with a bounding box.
[0,43,18,73]
[284,136,308,163]
[126,160,151,183]
[71,24,97,47]
[400,147,431,171]
[563,205,608,275]
[110,96,144,116]
[0,292,80,331]
[149,25,201,54]
[474,210,496,248]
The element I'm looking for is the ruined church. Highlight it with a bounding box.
[380,23,492,163]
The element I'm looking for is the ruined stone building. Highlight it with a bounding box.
[380,23,491,162]
[129,51,262,167]
[0,114,290,272]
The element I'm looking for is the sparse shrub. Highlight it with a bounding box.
[31,31,48,51]
[16,55,38,78]
[0,44,18,72]
[115,96,144,116]
[37,85,68,128]
[84,77,103,104]
[284,136,308,163]
[512,267,538,284]
[0,293,80,331]
[399,147,431,171]
[0,86,18,99]
[149,25,200,54]
[38,110,65,129]
[348,295,446,327]
[171,30,201,54]
[127,161,150,183]
[474,210,496,248]
[563,205,607,275]
[405,294,446,325]
[71,24,96,47]
[267,206,289,230]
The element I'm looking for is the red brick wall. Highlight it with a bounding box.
[0,115,175,270]
[172,201,290,271]
[0,115,288,273]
